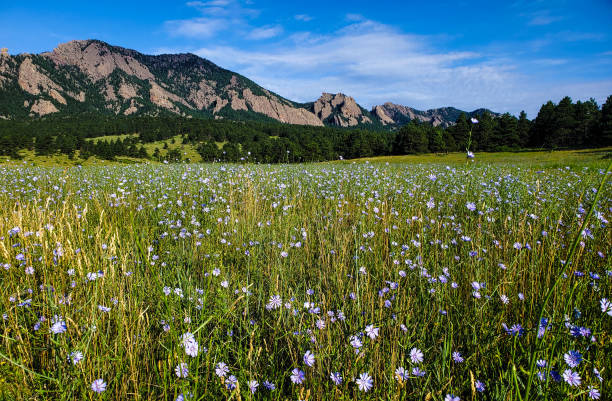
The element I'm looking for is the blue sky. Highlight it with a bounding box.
[1,0,611,117]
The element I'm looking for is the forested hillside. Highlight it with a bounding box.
[1,95,610,163]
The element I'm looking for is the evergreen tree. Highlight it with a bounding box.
[517,111,531,148]
[598,95,612,146]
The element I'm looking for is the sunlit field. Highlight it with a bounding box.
[0,158,610,400]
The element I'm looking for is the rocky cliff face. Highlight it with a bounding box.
[372,102,499,128]
[0,39,497,127]
[0,40,323,125]
[310,93,374,127]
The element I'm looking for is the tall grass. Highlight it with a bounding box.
[0,160,610,400]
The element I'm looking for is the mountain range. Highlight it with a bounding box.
[0,40,497,128]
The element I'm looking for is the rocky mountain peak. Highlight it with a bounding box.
[0,39,497,127]
[312,92,372,127]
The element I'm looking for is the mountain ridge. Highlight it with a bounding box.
[0,39,498,127]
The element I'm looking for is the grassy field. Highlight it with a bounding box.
[2,146,611,169]
[0,154,610,400]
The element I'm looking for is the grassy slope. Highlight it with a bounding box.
[3,145,610,168]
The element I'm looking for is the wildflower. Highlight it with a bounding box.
[563,350,582,368]
[593,367,602,382]
[248,380,258,394]
[466,202,476,211]
[471,117,479,124]
[98,305,111,312]
[412,367,426,377]
[303,350,315,367]
[536,359,547,368]
[263,381,275,390]
[467,151,475,159]
[452,351,464,363]
[538,318,550,338]
[181,332,198,357]
[475,380,485,392]
[69,350,83,364]
[562,369,581,386]
[175,362,189,378]
[409,347,424,364]
[588,386,601,399]
[267,295,282,310]
[365,325,379,339]
[502,323,525,337]
[290,368,305,384]
[395,366,408,381]
[91,379,107,393]
[330,372,342,385]
[355,372,373,392]
[50,315,67,334]
[601,298,612,316]
[445,394,460,401]
[226,375,237,390]
[350,335,363,350]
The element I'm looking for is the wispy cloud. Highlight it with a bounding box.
[294,14,313,22]
[528,14,564,26]
[161,5,612,116]
[247,25,283,40]
[165,0,259,38]
[192,20,523,113]
[165,17,228,38]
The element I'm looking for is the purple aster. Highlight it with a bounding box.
[248,380,258,394]
[395,366,408,381]
[91,379,106,393]
[410,347,424,364]
[475,380,485,392]
[50,315,67,334]
[562,369,581,387]
[215,362,228,378]
[175,362,189,378]
[452,351,464,363]
[303,350,315,367]
[290,368,305,384]
[588,386,600,399]
[68,350,83,365]
[330,372,342,385]
[365,325,379,339]
[563,350,582,368]
[226,375,237,390]
[601,298,612,315]
[355,372,373,392]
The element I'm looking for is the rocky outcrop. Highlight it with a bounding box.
[17,57,63,96]
[44,40,154,82]
[2,39,497,127]
[30,99,59,115]
[371,102,498,128]
[312,93,372,127]
[242,88,323,126]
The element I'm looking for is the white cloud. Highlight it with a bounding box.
[165,17,228,38]
[294,14,313,22]
[528,15,564,26]
[193,20,526,113]
[163,14,612,116]
[247,25,283,40]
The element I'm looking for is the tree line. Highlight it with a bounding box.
[0,95,610,162]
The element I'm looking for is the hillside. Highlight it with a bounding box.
[372,103,499,128]
[1,39,496,128]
